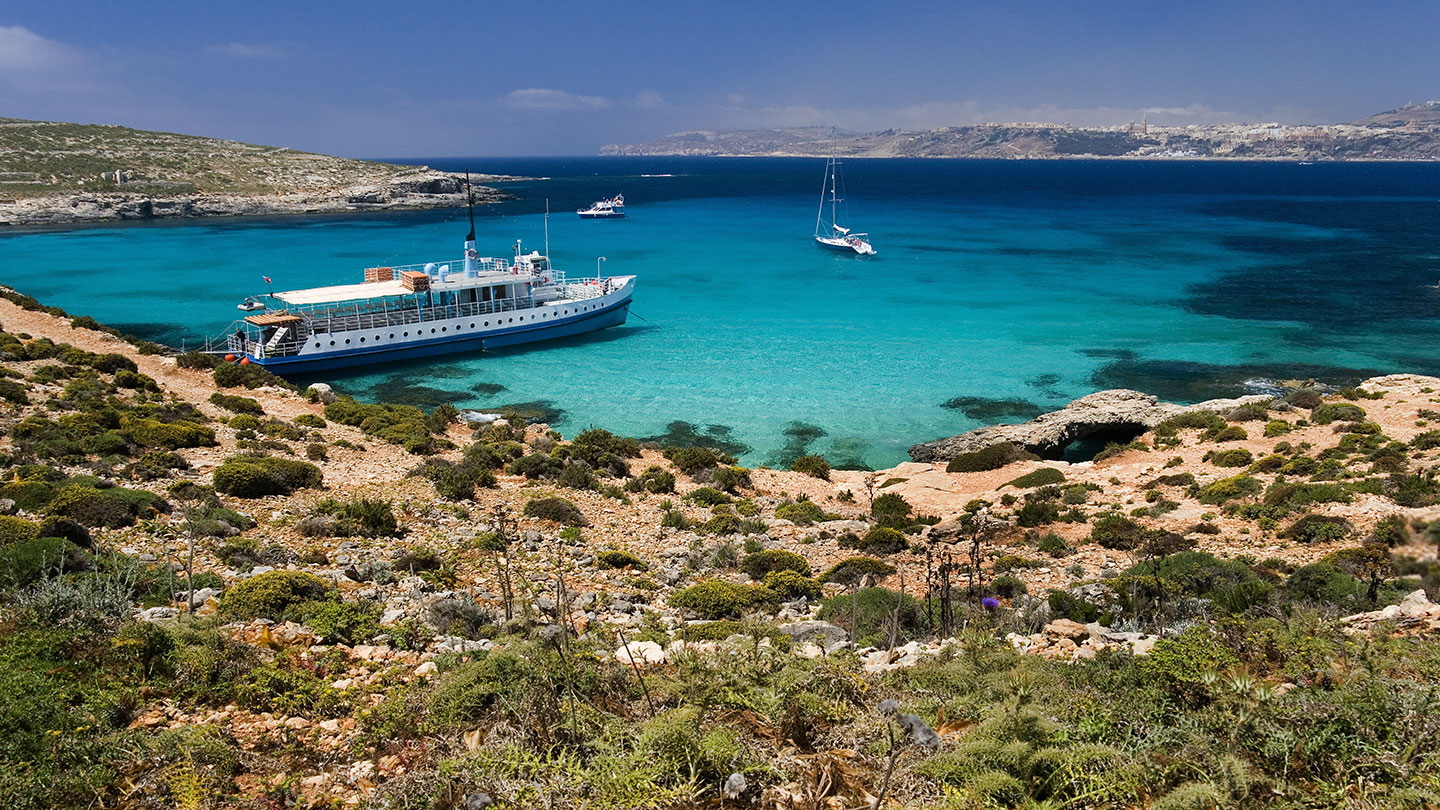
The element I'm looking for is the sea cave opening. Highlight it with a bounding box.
[1051,423,1150,463]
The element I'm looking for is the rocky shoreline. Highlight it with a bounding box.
[0,168,513,228]
[2,289,1439,807]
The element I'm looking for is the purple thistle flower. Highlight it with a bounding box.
[981,597,1000,610]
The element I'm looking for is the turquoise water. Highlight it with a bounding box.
[6,158,1440,468]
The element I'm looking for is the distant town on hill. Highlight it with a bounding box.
[601,102,1440,160]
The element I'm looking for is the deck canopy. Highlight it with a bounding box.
[274,280,413,306]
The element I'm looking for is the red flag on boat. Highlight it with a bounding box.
[263,276,272,284]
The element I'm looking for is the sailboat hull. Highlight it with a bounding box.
[815,236,876,255]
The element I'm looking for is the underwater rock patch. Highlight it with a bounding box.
[940,395,1045,422]
[639,421,751,457]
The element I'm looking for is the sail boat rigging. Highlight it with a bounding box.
[814,135,875,256]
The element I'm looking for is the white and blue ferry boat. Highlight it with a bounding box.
[216,231,635,374]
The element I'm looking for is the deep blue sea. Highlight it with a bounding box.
[5,157,1440,468]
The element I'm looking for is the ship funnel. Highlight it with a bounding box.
[464,238,478,278]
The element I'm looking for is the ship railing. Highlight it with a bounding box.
[385,257,518,275]
[304,296,551,336]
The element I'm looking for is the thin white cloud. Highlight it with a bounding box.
[632,90,664,109]
[504,88,611,111]
[0,25,83,73]
[206,42,286,60]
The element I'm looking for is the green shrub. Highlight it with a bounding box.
[1311,402,1366,425]
[663,446,730,475]
[176,350,221,370]
[819,556,896,585]
[687,486,733,506]
[741,549,810,580]
[991,575,1027,598]
[625,466,676,494]
[557,461,599,491]
[818,587,925,646]
[790,454,832,480]
[208,393,264,415]
[305,600,381,645]
[294,414,327,429]
[1089,513,1147,550]
[946,442,1037,473]
[597,550,647,570]
[123,418,217,450]
[220,570,332,621]
[508,452,564,480]
[1153,411,1225,437]
[1035,531,1073,557]
[307,497,400,538]
[1210,425,1247,442]
[212,456,322,497]
[228,413,261,431]
[711,465,752,493]
[871,492,913,529]
[1139,626,1240,700]
[857,526,908,555]
[0,537,78,586]
[1280,514,1353,543]
[522,496,586,526]
[763,569,822,600]
[212,361,295,391]
[774,498,830,525]
[669,579,776,619]
[1014,499,1061,528]
[0,515,39,546]
[1264,420,1293,437]
[0,377,29,405]
[1004,467,1066,488]
[45,484,168,528]
[1195,474,1262,505]
[1210,448,1253,467]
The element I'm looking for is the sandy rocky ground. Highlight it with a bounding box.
[4,295,1440,804]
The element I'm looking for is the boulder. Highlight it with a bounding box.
[909,388,1272,462]
[778,620,849,646]
[615,640,665,666]
[306,383,338,405]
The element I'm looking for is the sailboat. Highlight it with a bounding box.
[814,140,875,256]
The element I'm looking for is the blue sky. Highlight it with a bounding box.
[1,1,1436,157]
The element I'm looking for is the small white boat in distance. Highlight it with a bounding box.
[814,146,874,255]
[578,194,626,218]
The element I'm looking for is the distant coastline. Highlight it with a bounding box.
[601,102,1440,162]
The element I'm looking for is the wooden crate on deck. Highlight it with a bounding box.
[365,266,394,282]
[400,270,430,292]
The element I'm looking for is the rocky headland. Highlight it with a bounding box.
[2,289,1438,808]
[0,117,513,227]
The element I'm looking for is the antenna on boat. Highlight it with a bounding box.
[464,171,476,242]
[463,171,479,278]
[544,198,550,259]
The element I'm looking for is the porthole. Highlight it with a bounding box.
[442,326,447,332]
[314,342,321,348]
[470,323,475,328]
[389,333,395,339]
[431,328,436,334]
[508,318,513,323]
[403,331,409,337]
[360,337,365,343]
[344,339,351,344]
[329,340,335,346]
[484,321,489,326]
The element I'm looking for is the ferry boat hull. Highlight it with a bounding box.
[235,277,634,374]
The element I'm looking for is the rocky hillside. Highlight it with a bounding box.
[0,117,511,226]
[602,104,1440,160]
[1,289,1438,808]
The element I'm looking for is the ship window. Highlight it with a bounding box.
[345,339,351,344]
[329,341,335,346]
[389,333,395,339]
[508,318,513,323]
[431,328,436,333]
[484,321,489,326]
[403,331,409,337]
[441,327,447,332]
[470,323,475,328]
[360,337,365,343]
